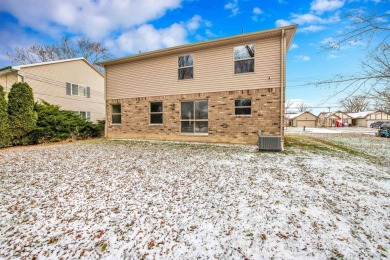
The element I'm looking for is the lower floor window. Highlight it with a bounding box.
[112,104,121,124]
[75,111,91,120]
[181,100,208,134]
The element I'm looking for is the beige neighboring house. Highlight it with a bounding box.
[347,110,390,127]
[0,58,105,121]
[286,111,318,127]
[318,111,352,127]
[99,25,297,148]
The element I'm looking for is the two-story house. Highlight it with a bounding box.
[100,25,297,148]
[0,57,105,121]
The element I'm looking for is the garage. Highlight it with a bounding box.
[296,120,316,127]
[287,111,318,127]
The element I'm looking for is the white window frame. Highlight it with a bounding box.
[178,54,194,80]
[180,100,208,135]
[67,82,89,97]
[150,101,163,125]
[233,44,255,74]
[234,99,252,116]
[111,104,122,125]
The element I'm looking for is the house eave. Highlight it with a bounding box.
[99,25,298,67]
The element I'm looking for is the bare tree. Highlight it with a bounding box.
[316,10,390,100]
[365,85,390,113]
[296,101,309,112]
[340,95,370,112]
[285,99,294,111]
[6,36,111,71]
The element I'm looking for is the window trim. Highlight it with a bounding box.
[234,98,252,116]
[111,104,122,125]
[180,100,208,135]
[178,54,194,80]
[149,101,163,125]
[233,44,255,74]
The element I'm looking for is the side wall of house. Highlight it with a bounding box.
[105,36,284,144]
[19,60,105,121]
[107,88,281,144]
[0,72,18,94]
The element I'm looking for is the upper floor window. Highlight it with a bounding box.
[150,102,163,124]
[111,104,121,124]
[235,99,251,115]
[234,44,254,74]
[66,82,90,98]
[178,54,193,80]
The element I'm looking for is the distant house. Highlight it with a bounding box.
[285,111,318,127]
[0,58,105,121]
[318,111,352,127]
[347,110,390,127]
[100,25,298,147]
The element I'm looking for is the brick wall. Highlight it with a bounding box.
[106,88,282,144]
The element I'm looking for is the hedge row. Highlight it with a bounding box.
[0,82,104,148]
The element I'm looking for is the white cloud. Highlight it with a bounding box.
[0,0,184,39]
[290,43,299,49]
[310,0,345,13]
[299,25,326,33]
[225,0,239,16]
[252,7,264,21]
[276,19,292,27]
[116,23,187,54]
[327,54,340,59]
[295,55,311,61]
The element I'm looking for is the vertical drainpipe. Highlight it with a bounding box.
[104,66,108,138]
[280,29,286,151]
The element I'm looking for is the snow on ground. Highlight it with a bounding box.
[0,136,389,259]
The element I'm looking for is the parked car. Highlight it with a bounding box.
[370,121,389,128]
[379,122,390,131]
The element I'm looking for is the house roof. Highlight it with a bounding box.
[347,111,377,119]
[319,112,341,118]
[285,111,318,119]
[0,57,103,76]
[99,25,298,66]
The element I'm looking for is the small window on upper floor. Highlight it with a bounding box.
[66,82,91,98]
[178,54,193,80]
[234,44,255,74]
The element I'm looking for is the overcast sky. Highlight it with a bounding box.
[0,0,387,113]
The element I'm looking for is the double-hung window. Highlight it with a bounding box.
[181,101,208,134]
[235,99,251,115]
[178,54,193,79]
[234,44,255,74]
[66,82,91,98]
[111,104,121,124]
[150,102,163,124]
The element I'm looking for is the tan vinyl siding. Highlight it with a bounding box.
[19,60,104,121]
[0,72,18,94]
[106,37,281,100]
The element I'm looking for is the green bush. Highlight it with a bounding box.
[0,85,10,147]
[26,101,104,144]
[8,82,37,145]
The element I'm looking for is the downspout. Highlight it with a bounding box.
[104,66,108,138]
[280,29,286,151]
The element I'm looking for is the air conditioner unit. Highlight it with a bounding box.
[258,136,282,151]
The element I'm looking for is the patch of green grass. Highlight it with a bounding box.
[285,134,381,165]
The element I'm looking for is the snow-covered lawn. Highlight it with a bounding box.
[1,136,389,259]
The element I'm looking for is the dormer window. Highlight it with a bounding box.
[234,44,255,74]
[178,54,193,79]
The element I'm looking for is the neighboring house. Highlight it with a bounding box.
[347,110,390,127]
[318,111,352,127]
[0,58,105,121]
[286,111,318,127]
[100,25,297,148]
